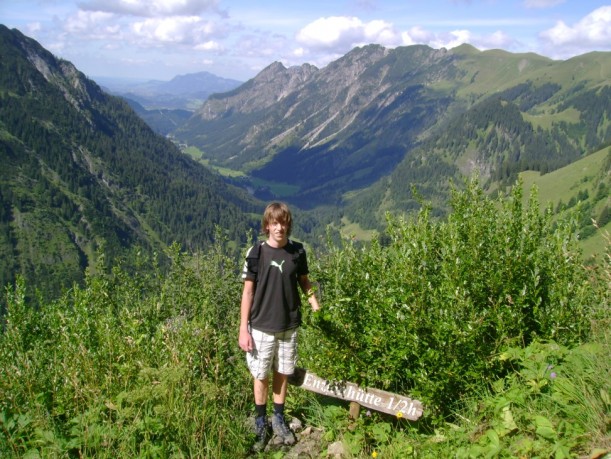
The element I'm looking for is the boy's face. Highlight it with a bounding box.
[266,219,288,246]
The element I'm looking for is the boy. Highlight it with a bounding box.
[239,202,321,451]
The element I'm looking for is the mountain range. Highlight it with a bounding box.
[1,23,609,299]
[175,43,610,228]
[98,72,244,135]
[98,72,243,111]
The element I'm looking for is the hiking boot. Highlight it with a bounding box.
[252,415,269,452]
[271,413,296,445]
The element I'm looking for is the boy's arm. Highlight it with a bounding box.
[299,275,321,312]
[239,280,255,352]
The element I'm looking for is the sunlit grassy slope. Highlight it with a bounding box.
[520,146,610,259]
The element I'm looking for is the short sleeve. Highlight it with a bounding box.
[241,245,257,281]
[296,243,309,276]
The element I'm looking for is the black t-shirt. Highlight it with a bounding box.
[242,240,309,333]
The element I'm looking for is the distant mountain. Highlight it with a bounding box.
[176,44,611,221]
[99,71,243,110]
[124,97,193,135]
[0,25,258,298]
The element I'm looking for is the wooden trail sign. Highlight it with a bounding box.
[289,368,423,421]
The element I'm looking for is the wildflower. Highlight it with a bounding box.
[550,372,557,379]
[396,411,403,419]
[372,451,378,458]
[366,410,372,417]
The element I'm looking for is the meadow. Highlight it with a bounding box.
[1,180,608,458]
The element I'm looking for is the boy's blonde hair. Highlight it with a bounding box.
[262,202,292,236]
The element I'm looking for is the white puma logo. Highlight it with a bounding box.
[271,260,285,273]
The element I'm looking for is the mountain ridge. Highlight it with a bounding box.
[0,25,259,298]
[175,43,610,214]
[99,70,243,111]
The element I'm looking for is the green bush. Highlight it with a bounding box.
[301,179,598,420]
[0,238,253,458]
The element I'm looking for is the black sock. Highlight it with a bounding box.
[273,403,285,416]
[255,403,267,419]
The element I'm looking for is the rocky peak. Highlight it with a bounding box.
[196,61,319,119]
[5,26,99,113]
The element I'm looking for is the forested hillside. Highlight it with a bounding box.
[0,25,260,299]
[344,97,611,230]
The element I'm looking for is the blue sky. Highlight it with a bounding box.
[2,0,610,82]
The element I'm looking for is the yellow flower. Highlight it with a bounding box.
[372,451,378,458]
[396,411,403,418]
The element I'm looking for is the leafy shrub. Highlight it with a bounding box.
[301,179,598,420]
[0,237,253,458]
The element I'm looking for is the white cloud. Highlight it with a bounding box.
[540,6,611,54]
[292,47,306,57]
[294,15,526,67]
[430,29,473,50]
[233,32,291,61]
[194,40,221,51]
[483,30,514,48]
[296,16,363,49]
[291,16,406,69]
[296,16,401,51]
[401,26,432,46]
[131,16,224,47]
[64,10,115,34]
[133,16,198,43]
[363,19,398,44]
[79,0,221,18]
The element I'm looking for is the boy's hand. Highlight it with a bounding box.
[239,329,253,352]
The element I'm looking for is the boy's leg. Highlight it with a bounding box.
[272,371,288,404]
[247,329,276,451]
[270,329,297,445]
[255,377,270,405]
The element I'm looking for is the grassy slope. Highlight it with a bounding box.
[450,47,609,101]
[448,46,554,98]
[520,146,610,259]
[339,147,611,252]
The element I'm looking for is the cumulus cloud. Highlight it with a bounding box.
[400,26,432,46]
[290,15,409,68]
[429,29,473,50]
[296,14,521,59]
[540,6,611,55]
[63,10,118,38]
[79,0,221,18]
[296,16,401,51]
[132,16,221,46]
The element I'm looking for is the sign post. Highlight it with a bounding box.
[288,368,423,420]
